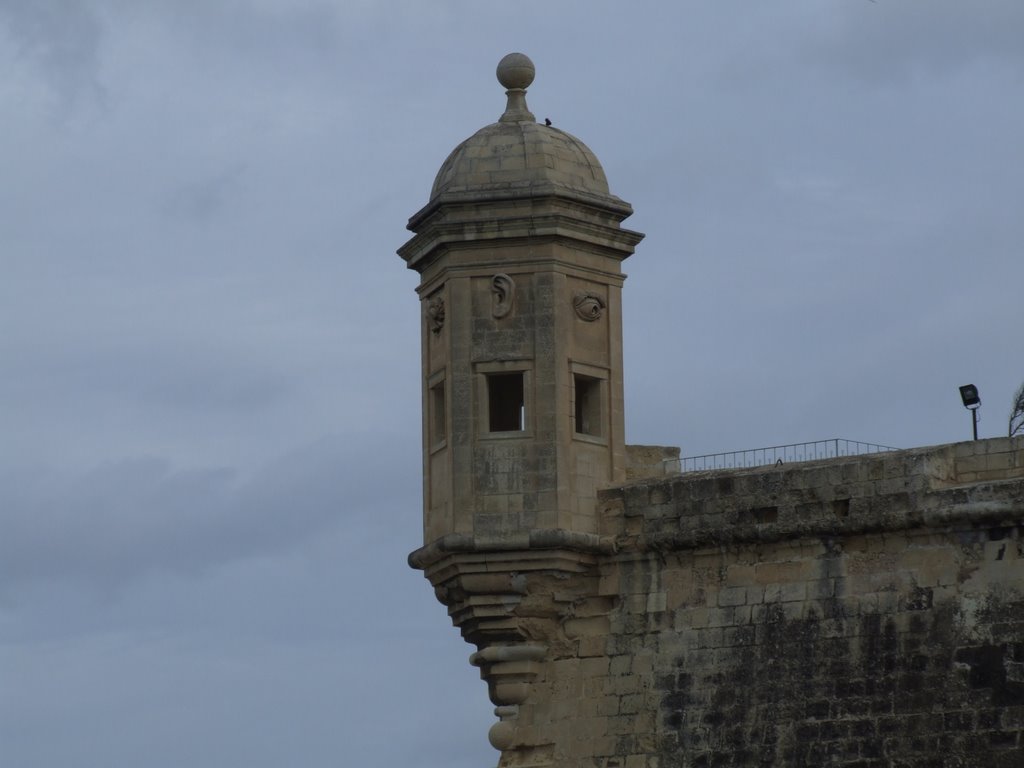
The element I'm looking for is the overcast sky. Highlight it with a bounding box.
[2,2,1022,766]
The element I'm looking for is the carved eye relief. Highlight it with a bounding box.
[427,295,445,333]
[491,274,515,319]
[573,292,605,321]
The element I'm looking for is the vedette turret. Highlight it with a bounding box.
[399,53,643,758]
[400,53,643,547]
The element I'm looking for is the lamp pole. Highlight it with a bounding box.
[959,384,981,441]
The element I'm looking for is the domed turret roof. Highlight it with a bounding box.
[429,53,612,201]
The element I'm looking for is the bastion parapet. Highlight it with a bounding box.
[606,437,1024,551]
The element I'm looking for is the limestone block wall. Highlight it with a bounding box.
[490,438,1024,768]
[576,438,1024,767]
[626,444,681,482]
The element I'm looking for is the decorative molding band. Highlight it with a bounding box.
[408,528,617,571]
[469,643,548,666]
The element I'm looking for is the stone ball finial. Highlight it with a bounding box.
[496,52,535,91]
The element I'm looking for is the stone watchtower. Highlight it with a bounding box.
[399,54,642,757]
[400,54,1024,768]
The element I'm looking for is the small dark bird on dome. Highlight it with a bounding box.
[544,118,552,126]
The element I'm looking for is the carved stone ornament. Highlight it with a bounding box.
[410,535,610,762]
[573,291,606,322]
[491,274,515,319]
[470,643,548,751]
[426,295,445,333]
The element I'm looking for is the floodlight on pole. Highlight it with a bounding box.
[959,384,980,441]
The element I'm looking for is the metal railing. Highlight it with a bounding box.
[675,439,899,473]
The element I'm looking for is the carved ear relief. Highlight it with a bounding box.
[491,274,515,319]
[573,291,605,321]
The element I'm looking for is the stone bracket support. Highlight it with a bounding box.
[470,643,548,751]
[410,529,612,758]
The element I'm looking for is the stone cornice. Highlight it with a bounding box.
[399,191,644,274]
[406,183,635,232]
[408,528,617,572]
[402,215,643,262]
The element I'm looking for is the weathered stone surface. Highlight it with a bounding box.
[626,444,681,481]
[400,53,642,548]
[415,441,1024,767]
[401,53,1024,768]
[596,442,1024,767]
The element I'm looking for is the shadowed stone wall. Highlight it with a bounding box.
[453,438,1024,767]
[572,437,1024,768]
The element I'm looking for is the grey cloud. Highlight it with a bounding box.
[3,338,291,414]
[2,4,1022,767]
[0,431,418,596]
[0,623,493,768]
[164,163,248,223]
[800,0,1024,87]
[0,0,106,110]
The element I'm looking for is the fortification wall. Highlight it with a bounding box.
[402,53,1024,767]
[507,438,1024,767]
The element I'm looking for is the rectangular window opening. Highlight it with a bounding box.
[488,372,525,432]
[574,374,603,437]
[430,379,446,446]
